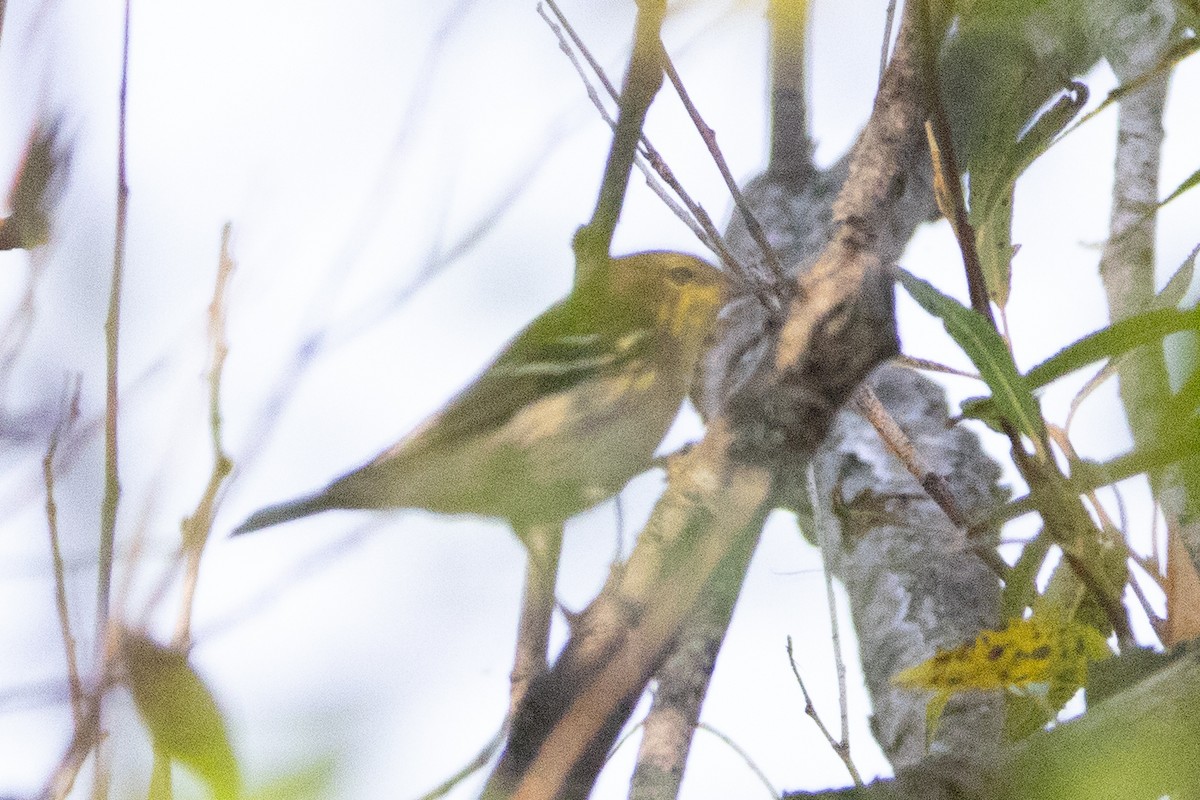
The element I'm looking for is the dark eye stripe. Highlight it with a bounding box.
[668,265,696,283]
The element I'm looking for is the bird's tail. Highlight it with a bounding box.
[231,493,331,536]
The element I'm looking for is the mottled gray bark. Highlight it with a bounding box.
[809,363,1006,770]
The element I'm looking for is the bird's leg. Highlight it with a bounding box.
[509,523,564,715]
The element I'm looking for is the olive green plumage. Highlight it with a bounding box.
[233,252,725,536]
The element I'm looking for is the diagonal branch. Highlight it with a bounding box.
[483,2,936,797]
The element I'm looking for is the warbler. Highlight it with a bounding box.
[232,251,725,537]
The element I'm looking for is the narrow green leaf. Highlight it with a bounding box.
[970,82,1088,226]
[123,631,240,800]
[966,83,1086,309]
[1156,164,1200,212]
[975,189,1016,308]
[1026,306,1200,389]
[1058,37,1200,145]
[898,269,1045,445]
[1157,244,1199,310]
[964,260,1200,424]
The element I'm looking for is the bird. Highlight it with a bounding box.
[232,251,726,540]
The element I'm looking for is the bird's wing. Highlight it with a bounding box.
[395,300,652,456]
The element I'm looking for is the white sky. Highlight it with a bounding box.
[0,1,1197,798]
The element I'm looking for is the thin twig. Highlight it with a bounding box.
[878,0,897,84]
[894,353,981,380]
[413,722,508,800]
[811,465,860,787]
[853,385,965,529]
[785,637,861,787]
[173,224,236,648]
[660,52,789,293]
[537,2,720,256]
[695,723,779,799]
[91,4,132,798]
[1127,562,1165,637]
[801,463,863,787]
[40,699,101,800]
[539,0,762,300]
[44,378,84,727]
[96,0,132,643]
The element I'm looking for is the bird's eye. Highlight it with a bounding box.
[667,265,696,284]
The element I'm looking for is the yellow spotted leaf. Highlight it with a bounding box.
[895,616,1112,742]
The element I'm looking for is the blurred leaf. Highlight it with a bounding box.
[896,613,1112,742]
[1027,306,1200,389]
[1005,690,1055,740]
[1158,243,1198,310]
[246,755,338,800]
[965,261,1200,425]
[968,83,1086,309]
[1086,645,1181,706]
[1058,36,1200,145]
[0,122,62,251]
[1000,650,1200,799]
[969,82,1088,226]
[1152,163,1200,214]
[1001,531,1054,620]
[974,190,1017,308]
[898,269,1045,446]
[894,614,1111,694]
[122,631,240,800]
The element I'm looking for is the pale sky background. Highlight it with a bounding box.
[0,1,1198,798]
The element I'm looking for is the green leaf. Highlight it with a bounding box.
[898,269,1046,446]
[974,191,1017,309]
[1026,306,1200,389]
[1157,244,1198,310]
[1057,37,1200,146]
[1154,164,1200,213]
[246,756,338,800]
[1005,690,1055,741]
[967,83,1086,309]
[969,82,1089,226]
[122,631,240,800]
[963,257,1200,425]
[1001,530,1054,621]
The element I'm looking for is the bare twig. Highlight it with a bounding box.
[854,385,966,529]
[91,4,132,797]
[661,52,789,293]
[805,464,863,787]
[879,0,898,83]
[40,699,101,800]
[414,723,508,800]
[539,0,767,305]
[695,723,778,799]
[44,378,84,726]
[785,636,860,786]
[894,353,981,380]
[173,224,236,648]
[96,0,132,642]
[537,2,723,259]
